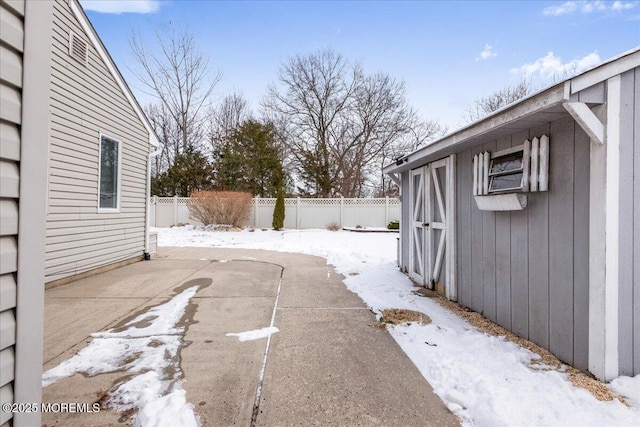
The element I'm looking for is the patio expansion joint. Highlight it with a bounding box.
[250,265,284,426]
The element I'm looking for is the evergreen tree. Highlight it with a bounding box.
[151,147,214,196]
[272,186,285,230]
[215,120,286,197]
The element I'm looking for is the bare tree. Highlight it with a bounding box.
[462,79,533,124]
[265,49,439,197]
[130,27,222,155]
[207,92,251,153]
[264,50,355,197]
[376,118,446,196]
[145,102,179,177]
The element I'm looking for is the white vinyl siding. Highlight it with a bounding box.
[45,0,149,283]
[0,1,24,423]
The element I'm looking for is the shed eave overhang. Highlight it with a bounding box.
[384,81,570,175]
[385,46,640,176]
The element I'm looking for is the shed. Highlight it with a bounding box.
[384,48,640,382]
[0,1,158,425]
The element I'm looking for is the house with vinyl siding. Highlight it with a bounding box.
[0,1,158,425]
[384,47,640,382]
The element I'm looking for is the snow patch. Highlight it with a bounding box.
[43,285,201,427]
[609,375,640,408]
[226,326,280,342]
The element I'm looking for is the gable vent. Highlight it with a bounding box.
[69,31,88,65]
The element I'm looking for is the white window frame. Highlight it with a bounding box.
[473,136,548,211]
[487,145,527,194]
[97,134,122,213]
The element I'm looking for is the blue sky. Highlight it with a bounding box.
[82,0,640,130]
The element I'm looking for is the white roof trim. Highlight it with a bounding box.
[384,82,569,174]
[384,47,640,175]
[68,0,159,147]
[571,47,640,94]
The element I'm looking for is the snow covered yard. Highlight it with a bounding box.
[155,225,640,427]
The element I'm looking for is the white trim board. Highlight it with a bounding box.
[571,48,640,94]
[68,0,159,147]
[563,102,604,145]
[445,154,457,301]
[14,2,53,424]
[588,75,621,382]
[603,76,621,380]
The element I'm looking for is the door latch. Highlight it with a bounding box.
[423,222,430,228]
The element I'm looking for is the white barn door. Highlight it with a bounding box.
[409,167,426,284]
[426,159,446,293]
[423,155,457,300]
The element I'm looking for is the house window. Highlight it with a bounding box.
[488,149,525,193]
[99,135,121,210]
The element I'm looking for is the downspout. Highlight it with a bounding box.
[145,142,162,260]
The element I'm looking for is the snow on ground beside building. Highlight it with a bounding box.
[155,225,640,427]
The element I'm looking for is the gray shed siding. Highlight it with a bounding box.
[455,116,591,370]
[0,1,24,424]
[45,0,150,282]
[400,173,410,272]
[618,67,640,377]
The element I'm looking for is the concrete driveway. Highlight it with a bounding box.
[42,247,459,426]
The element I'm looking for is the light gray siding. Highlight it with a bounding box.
[455,116,591,370]
[0,1,24,423]
[618,67,640,376]
[45,0,150,283]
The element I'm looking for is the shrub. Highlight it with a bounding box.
[387,220,400,230]
[188,191,252,227]
[327,221,340,231]
[272,187,285,230]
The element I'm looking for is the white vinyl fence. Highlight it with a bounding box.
[150,196,400,229]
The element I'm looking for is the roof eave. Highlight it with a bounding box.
[384,46,640,176]
[384,81,570,175]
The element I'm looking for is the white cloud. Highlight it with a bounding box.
[612,0,636,11]
[581,0,608,13]
[543,0,636,16]
[543,1,578,16]
[476,44,497,61]
[510,51,601,81]
[80,0,161,14]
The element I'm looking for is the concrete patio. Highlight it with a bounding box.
[42,247,459,426]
